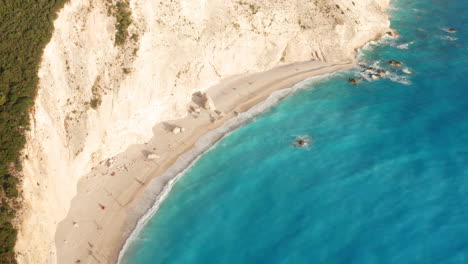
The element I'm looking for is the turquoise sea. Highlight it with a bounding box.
[121,0,468,263]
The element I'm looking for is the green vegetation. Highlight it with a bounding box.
[90,76,102,109]
[0,0,69,262]
[248,4,259,14]
[113,2,132,46]
[237,1,260,15]
[89,98,101,109]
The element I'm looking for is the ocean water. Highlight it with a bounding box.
[121,0,468,263]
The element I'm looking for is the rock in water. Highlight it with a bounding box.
[377,69,389,75]
[448,28,457,33]
[348,78,358,85]
[388,60,402,66]
[371,74,381,80]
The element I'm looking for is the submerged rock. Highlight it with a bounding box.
[388,60,402,66]
[371,73,382,80]
[386,29,399,37]
[348,78,358,85]
[293,135,311,148]
[448,28,457,33]
[377,69,389,75]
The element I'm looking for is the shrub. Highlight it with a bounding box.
[90,97,101,109]
[114,2,132,46]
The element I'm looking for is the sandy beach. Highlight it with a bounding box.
[55,60,354,264]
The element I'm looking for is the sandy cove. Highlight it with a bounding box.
[55,60,354,264]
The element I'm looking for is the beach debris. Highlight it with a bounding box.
[348,78,358,85]
[447,28,457,33]
[147,153,160,160]
[189,105,201,114]
[172,126,182,134]
[292,135,312,149]
[388,60,402,66]
[201,93,216,110]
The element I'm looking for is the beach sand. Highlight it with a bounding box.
[55,60,354,264]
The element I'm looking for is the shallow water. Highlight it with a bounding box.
[121,0,468,263]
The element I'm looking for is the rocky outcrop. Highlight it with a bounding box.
[201,93,216,111]
[16,0,391,263]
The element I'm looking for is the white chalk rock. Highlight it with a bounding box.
[147,154,160,160]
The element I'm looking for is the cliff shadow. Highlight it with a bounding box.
[191,91,204,108]
[141,149,153,157]
[162,122,178,132]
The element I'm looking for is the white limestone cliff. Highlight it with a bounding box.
[16,0,391,263]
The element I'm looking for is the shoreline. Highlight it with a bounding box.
[55,60,355,264]
[117,68,342,263]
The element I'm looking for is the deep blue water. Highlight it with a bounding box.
[121,0,468,263]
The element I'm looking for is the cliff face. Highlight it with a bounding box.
[16,0,390,263]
